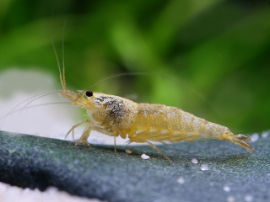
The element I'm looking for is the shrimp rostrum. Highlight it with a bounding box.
[58,67,253,162]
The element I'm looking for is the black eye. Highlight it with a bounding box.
[85,90,93,97]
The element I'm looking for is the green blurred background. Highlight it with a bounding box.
[0,0,269,133]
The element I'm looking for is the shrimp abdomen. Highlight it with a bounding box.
[127,103,253,152]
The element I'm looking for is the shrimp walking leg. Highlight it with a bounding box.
[65,120,88,139]
[146,140,172,163]
[75,123,92,146]
[114,136,117,152]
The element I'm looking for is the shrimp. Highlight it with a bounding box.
[57,61,253,162]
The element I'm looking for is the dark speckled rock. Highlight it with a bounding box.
[0,130,270,202]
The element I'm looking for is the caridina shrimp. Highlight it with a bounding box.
[55,51,253,163]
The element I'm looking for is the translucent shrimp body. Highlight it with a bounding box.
[56,56,253,161]
[62,89,253,161]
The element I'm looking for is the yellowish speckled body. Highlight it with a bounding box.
[57,62,253,162]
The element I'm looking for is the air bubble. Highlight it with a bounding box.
[191,158,198,164]
[141,153,150,160]
[250,134,259,142]
[200,164,209,171]
[223,185,230,192]
[177,177,185,184]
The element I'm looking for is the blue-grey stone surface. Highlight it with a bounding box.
[0,130,269,202]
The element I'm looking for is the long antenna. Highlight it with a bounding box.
[52,40,65,90]
[62,21,66,89]
[88,72,149,89]
[51,22,67,90]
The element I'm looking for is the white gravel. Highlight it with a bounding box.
[0,182,101,202]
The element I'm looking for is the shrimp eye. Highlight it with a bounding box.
[85,90,93,97]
